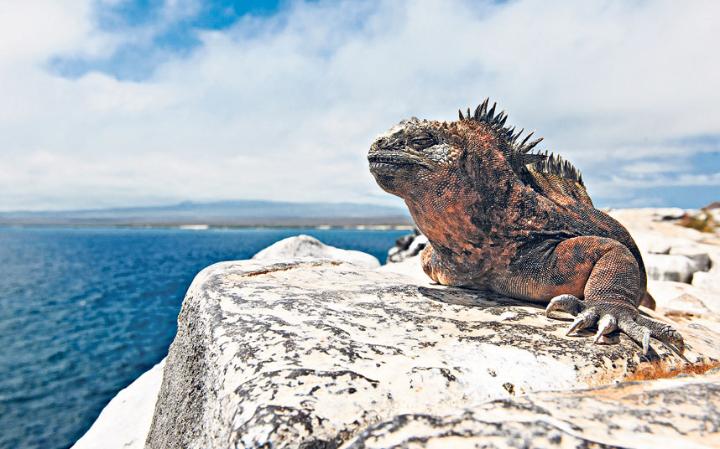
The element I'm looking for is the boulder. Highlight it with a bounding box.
[73,359,164,449]
[252,234,380,268]
[669,246,712,272]
[145,259,719,449]
[644,253,699,283]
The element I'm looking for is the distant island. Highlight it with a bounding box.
[0,200,413,228]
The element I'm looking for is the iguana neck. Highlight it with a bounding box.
[405,162,527,256]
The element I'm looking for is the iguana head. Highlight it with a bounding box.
[368,99,572,206]
[367,117,463,197]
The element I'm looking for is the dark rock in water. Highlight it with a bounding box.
[145,258,720,449]
[387,229,427,263]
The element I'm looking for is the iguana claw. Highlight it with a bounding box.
[566,309,598,336]
[593,315,618,344]
[544,294,685,358]
[545,294,584,317]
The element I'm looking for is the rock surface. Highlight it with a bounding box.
[73,359,164,449]
[145,258,720,449]
[252,234,380,268]
[347,372,720,449]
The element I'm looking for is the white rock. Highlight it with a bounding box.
[692,272,720,293]
[145,259,718,449]
[72,359,164,449]
[633,234,673,254]
[669,245,711,272]
[252,234,380,268]
[644,253,699,283]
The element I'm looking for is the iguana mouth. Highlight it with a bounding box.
[368,154,429,170]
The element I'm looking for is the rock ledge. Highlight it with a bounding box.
[145,258,720,449]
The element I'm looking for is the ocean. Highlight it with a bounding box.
[0,226,408,449]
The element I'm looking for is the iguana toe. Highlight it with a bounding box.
[593,315,618,344]
[545,294,584,318]
[566,309,599,336]
[544,294,601,336]
[619,318,652,355]
[618,314,686,358]
[636,315,686,358]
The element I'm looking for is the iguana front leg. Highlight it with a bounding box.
[421,244,451,285]
[495,236,684,356]
[421,244,485,286]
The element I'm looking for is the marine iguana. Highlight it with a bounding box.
[368,99,684,356]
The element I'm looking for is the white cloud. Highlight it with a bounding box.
[0,0,719,210]
[0,1,99,63]
[609,172,720,189]
[622,161,689,176]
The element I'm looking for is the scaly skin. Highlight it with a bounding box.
[368,100,684,356]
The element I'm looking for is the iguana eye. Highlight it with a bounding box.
[409,133,437,149]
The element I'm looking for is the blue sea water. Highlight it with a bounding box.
[0,226,407,449]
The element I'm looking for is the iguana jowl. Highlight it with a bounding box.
[368,99,684,355]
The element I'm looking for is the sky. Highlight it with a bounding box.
[0,0,718,211]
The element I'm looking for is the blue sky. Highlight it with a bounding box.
[0,0,718,211]
[51,0,285,80]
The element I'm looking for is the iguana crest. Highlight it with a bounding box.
[458,98,583,186]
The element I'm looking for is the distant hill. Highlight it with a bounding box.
[0,200,412,227]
